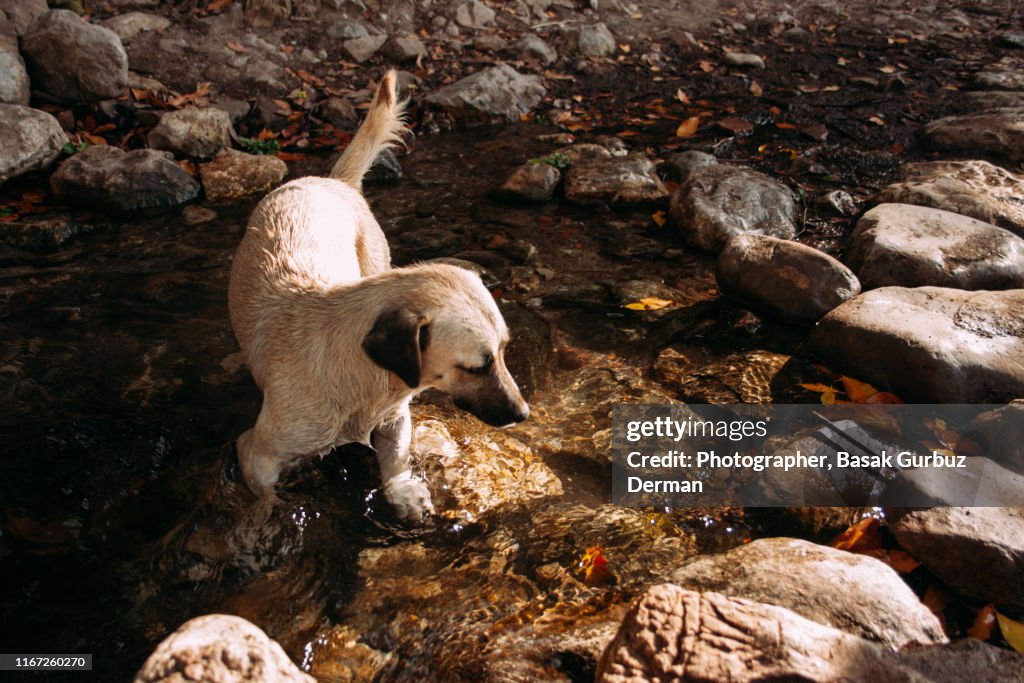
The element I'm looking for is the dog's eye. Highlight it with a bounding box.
[463,354,493,375]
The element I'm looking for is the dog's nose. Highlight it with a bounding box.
[512,403,529,423]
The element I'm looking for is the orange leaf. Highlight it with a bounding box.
[968,605,997,641]
[830,516,882,554]
[675,116,700,138]
[577,545,616,587]
[624,297,674,311]
[651,210,667,227]
[864,391,902,404]
[885,549,921,574]
[275,151,305,162]
[841,376,878,403]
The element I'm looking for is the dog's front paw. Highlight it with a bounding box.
[382,471,435,522]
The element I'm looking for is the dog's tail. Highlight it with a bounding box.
[329,70,407,189]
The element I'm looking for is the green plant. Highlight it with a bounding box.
[239,137,281,155]
[62,140,89,155]
[530,152,571,169]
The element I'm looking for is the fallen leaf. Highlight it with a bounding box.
[698,60,715,73]
[830,516,881,553]
[997,611,1024,654]
[226,40,246,53]
[923,584,952,615]
[675,88,691,105]
[869,115,886,126]
[885,549,921,574]
[715,116,753,135]
[675,116,700,138]
[651,210,667,227]
[798,84,820,93]
[749,80,763,97]
[879,65,898,73]
[841,376,879,402]
[969,605,997,641]
[619,43,631,53]
[577,545,616,587]
[624,297,674,311]
[864,391,902,404]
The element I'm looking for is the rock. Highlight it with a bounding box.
[516,35,557,64]
[199,148,287,201]
[148,107,235,160]
[670,164,798,252]
[454,0,495,29]
[381,34,424,63]
[316,97,357,127]
[0,216,95,251]
[181,205,217,225]
[574,23,616,58]
[723,51,765,68]
[968,401,1024,474]
[662,150,717,182]
[875,160,1024,236]
[244,0,292,28]
[669,538,946,648]
[496,161,561,202]
[920,108,1024,161]
[847,204,1024,290]
[21,10,129,103]
[654,346,790,404]
[716,234,860,323]
[0,105,67,183]
[973,70,1024,90]
[896,638,1024,683]
[326,21,369,40]
[0,35,29,105]
[961,90,1024,110]
[364,148,402,184]
[100,11,170,42]
[133,614,315,683]
[806,287,1024,402]
[596,585,928,683]
[50,145,200,211]
[472,34,507,51]
[394,229,464,259]
[424,64,546,122]
[553,142,612,164]
[0,0,47,36]
[343,33,387,62]
[500,302,551,398]
[996,31,1024,49]
[564,153,669,206]
[888,508,1024,608]
[813,189,858,215]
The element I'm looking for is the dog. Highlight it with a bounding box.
[228,71,529,521]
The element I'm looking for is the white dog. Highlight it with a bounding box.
[227,71,529,521]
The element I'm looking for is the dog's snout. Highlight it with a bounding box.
[511,402,529,423]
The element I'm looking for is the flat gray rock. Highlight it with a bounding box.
[100,12,171,43]
[875,160,1024,236]
[564,153,668,206]
[0,35,28,105]
[717,234,860,323]
[454,0,495,29]
[424,64,546,122]
[670,164,798,252]
[669,537,946,648]
[50,145,200,212]
[807,287,1024,402]
[22,9,129,103]
[574,23,616,58]
[148,106,235,160]
[0,104,67,183]
[920,108,1024,161]
[343,34,386,63]
[199,148,286,201]
[848,203,1024,290]
[888,508,1024,607]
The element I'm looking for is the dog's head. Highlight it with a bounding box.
[362,266,529,427]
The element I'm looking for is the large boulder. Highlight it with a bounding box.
[806,287,1024,402]
[670,164,798,252]
[148,107,235,160]
[564,153,669,206]
[134,614,314,683]
[716,233,860,323]
[423,64,546,122]
[920,108,1024,161]
[848,203,1024,290]
[50,145,200,212]
[875,160,1024,237]
[0,104,67,183]
[21,9,129,103]
[0,35,29,105]
[0,0,47,36]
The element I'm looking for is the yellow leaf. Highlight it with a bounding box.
[841,376,879,403]
[675,116,700,138]
[619,43,631,53]
[799,383,834,393]
[651,210,667,227]
[624,297,674,311]
[997,611,1024,654]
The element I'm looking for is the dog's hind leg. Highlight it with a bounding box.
[372,402,434,521]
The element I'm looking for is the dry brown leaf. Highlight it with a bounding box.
[749,80,763,97]
[969,605,997,641]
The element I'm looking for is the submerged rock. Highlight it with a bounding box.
[669,537,946,648]
[920,108,1024,161]
[654,346,790,404]
[563,153,669,206]
[716,233,860,323]
[424,64,546,122]
[148,106,235,160]
[806,287,1024,402]
[22,9,129,103]
[875,160,1024,236]
[199,148,287,201]
[51,145,200,211]
[670,164,798,252]
[0,105,67,183]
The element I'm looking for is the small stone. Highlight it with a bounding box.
[921,108,1024,161]
[424,64,546,122]
[148,106,235,160]
[244,0,291,28]
[0,35,29,105]
[473,34,507,51]
[575,23,616,58]
[382,34,425,63]
[813,189,857,216]
[973,70,1024,90]
[662,150,717,183]
[995,31,1024,49]
[316,97,358,127]
[516,35,557,64]
[343,34,387,63]
[364,148,402,184]
[723,51,765,68]
[496,161,561,202]
[199,148,287,201]
[0,0,47,36]
[100,12,170,43]
[0,104,67,183]
[454,0,495,29]
[326,21,369,40]
[564,153,669,206]
[552,143,611,164]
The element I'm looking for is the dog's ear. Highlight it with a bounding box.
[363,308,430,389]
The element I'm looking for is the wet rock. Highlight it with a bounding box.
[395,228,464,259]
[50,145,200,211]
[662,150,717,182]
[717,234,860,323]
[920,108,1024,161]
[564,153,669,206]
[364,147,403,184]
[0,0,47,36]
[424,64,546,122]
[180,205,217,225]
[996,32,1024,49]
[888,508,1024,608]
[148,107,235,160]
[100,11,170,42]
[0,35,29,105]
[596,585,926,683]
[961,91,1024,110]
[553,142,612,164]
[875,160,1024,236]
[244,0,291,28]
[315,96,357,127]
[134,614,314,683]
[516,34,557,65]
[847,204,1024,290]
[501,302,551,398]
[723,51,765,68]
[496,161,561,202]
[0,216,95,251]
[343,33,386,62]
[454,0,495,29]
[22,10,129,103]
[573,23,616,58]
[813,189,858,216]
[968,401,1024,474]
[896,638,1024,683]
[382,34,424,63]
[806,287,1024,402]
[670,164,798,252]
[199,148,287,201]
[307,625,388,683]
[654,346,790,404]
[669,538,946,648]
[0,105,67,183]
[973,70,1024,90]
